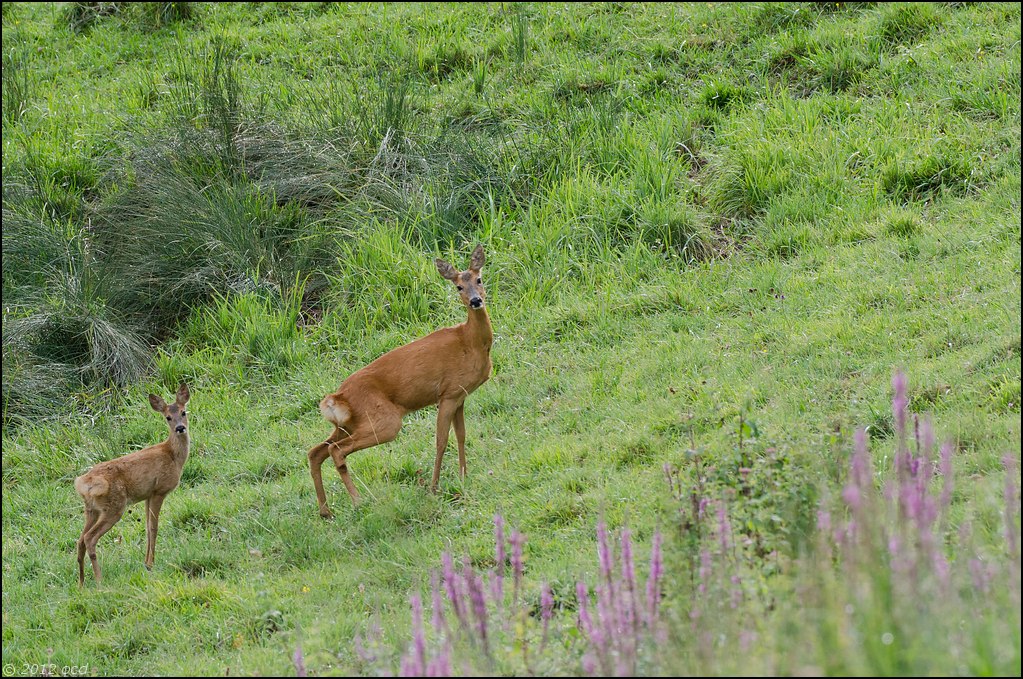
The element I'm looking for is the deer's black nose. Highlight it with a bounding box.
[470,297,483,308]
[175,425,186,434]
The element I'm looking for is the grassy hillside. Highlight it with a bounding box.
[2,2,1020,676]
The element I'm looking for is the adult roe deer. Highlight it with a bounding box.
[308,244,493,517]
[74,384,191,585]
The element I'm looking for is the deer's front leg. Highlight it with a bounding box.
[453,403,467,480]
[432,399,460,493]
[145,494,166,570]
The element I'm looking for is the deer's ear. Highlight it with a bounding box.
[149,394,167,412]
[470,244,485,271]
[176,383,190,405]
[435,258,458,281]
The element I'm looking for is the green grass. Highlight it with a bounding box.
[2,2,1020,675]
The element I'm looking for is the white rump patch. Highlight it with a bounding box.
[320,395,351,426]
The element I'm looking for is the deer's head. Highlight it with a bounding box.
[436,244,487,311]
[149,383,191,437]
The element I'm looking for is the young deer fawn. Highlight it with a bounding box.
[75,384,191,585]
[308,244,493,517]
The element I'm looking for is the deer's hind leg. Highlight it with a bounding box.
[83,505,126,584]
[309,426,345,518]
[78,507,99,586]
[327,405,404,505]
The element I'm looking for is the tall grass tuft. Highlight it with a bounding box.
[512,7,529,67]
[62,2,193,33]
[2,47,32,125]
[93,166,322,334]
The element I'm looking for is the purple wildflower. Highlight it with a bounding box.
[293,644,307,678]
[698,548,712,595]
[425,646,452,678]
[493,513,506,606]
[892,369,908,437]
[540,581,554,647]
[620,526,639,635]
[430,571,446,634]
[576,581,594,637]
[969,558,994,594]
[411,593,427,675]
[463,556,490,653]
[441,551,467,630]
[510,529,526,604]
[645,530,663,630]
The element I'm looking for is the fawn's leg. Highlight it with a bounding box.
[145,494,166,570]
[327,409,403,505]
[431,399,460,493]
[309,427,343,518]
[78,508,99,586]
[453,403,467,480]
[84,507,126,584]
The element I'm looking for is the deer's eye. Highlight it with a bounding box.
[166,416,171,421]
[181,411,186,416]
[476,278,482,285]
[457,285,464,291]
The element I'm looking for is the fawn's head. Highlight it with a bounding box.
[149,383,190,437]
[436,244,487,311]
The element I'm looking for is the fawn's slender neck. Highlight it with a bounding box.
[167,432,191,466]
[465,306,493,350]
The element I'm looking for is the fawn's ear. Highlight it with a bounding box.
[435,258,458,281]
[470,244,485,271]
[176,383,191,405]
[149,394,167,412]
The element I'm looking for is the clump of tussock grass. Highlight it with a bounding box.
[2,262,152,389]
[63,2,193,33]
[875,2,942,50]
[750,3,815,34]
[1,203,150,426]
[62,2,122,33]
[417,40,476,83]
[769,32,876,96]
[92,166,324,332]
[881,153,977,204]
[701,77,752,112]
[135,1,193,30]
[882,207,922,238]
[0,343,77,426]
[708,145,795,223]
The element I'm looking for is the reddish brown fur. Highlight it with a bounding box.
[308,244,493,517]
[75,384,191,585]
